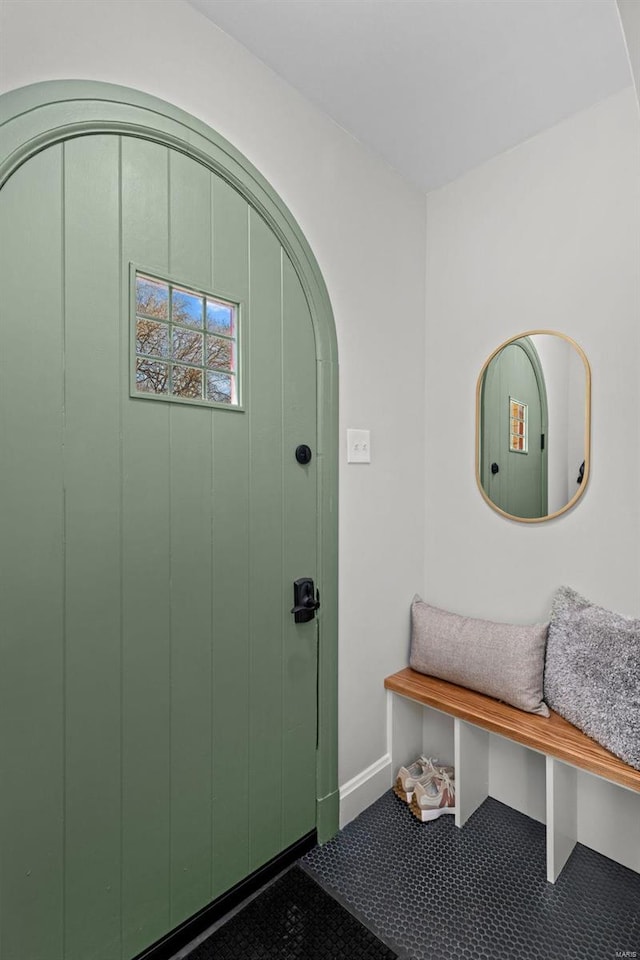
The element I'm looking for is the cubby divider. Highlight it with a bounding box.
[454,719,489,828]
[546,757,577,882]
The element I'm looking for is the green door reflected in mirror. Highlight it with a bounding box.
[476,331,591,522]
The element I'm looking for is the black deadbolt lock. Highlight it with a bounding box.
[491,462,500,475]
[295,444,312,465]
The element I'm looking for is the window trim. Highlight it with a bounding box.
[129,263,245,412]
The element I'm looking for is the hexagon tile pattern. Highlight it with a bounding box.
[185,866,399,960]
[302,793,640,960]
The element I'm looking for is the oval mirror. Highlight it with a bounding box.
[476,331,591,522]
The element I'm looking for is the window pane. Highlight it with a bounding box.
[206,299,234,336]
[136,276,169,320]
[172,288,204,328]
[206,335,233,371]
[134,273,239,407]
[207,371,234,404]
[172,364,203,399]
[136,358,169,394]
[172,327,203,365]
[136,319,168,358]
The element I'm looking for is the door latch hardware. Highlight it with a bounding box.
[491,462,499,475]
[291,578,320,623]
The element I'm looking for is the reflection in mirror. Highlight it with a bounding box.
[476,331,590,522]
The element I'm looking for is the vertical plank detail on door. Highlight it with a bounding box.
[63,135,123,960]
[281,252,318,846]
[247,209,284,870]
[167,151,214,927]
[210,176,251,898]
[0,145,65,960]
[0,122,325,960]
[120,137,172,959]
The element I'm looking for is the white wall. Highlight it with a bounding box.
[423,85,640,866]
[425,86,640,623]
[0,0,427,802]
[618,0,640,103]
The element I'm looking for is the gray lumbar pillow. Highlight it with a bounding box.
[410,597,550,716]
[544,586,640,770]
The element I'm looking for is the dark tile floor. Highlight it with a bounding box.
[302,791,640,960]
[183,866,398,959]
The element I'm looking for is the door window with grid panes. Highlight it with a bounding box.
[133,271,240,407]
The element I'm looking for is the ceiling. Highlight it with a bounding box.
[188,0,632,193]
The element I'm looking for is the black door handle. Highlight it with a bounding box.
[491,462,499,475]
[291,578,320,623]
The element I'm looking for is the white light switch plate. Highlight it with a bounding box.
[347,428,371,463]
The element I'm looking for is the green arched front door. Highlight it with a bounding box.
[0,83,338,960]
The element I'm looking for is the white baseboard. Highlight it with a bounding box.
[339,753,393,828]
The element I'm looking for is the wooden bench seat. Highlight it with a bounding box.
[385,667,640,793]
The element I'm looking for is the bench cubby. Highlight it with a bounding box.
[385,668,640,882]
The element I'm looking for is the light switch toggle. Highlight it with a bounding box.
[347,429,371,463]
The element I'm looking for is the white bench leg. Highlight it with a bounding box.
[546,756,577,882]
[454,718,489,828]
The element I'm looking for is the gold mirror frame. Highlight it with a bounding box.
[476,329,591,523]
